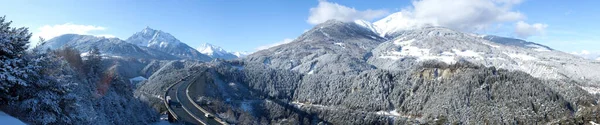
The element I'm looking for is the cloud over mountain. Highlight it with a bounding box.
[307,0,389,25]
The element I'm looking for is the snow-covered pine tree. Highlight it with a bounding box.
[0,16,33,104]
[0,16,85,124]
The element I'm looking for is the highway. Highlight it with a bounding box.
[166,76,223,125]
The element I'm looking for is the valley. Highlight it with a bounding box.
[1,1,600,124]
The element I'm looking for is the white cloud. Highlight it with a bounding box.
[515,21,548,38]
[596,57,600,61]
[307,0,389,25]
[31,23,114,46]
[409,0,525,31]
[371,0,549,38]
[374,0,526,32]
[255,38,294,51]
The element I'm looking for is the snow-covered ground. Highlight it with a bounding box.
[375,109,401,117]
[580,86,600,95]
[153,114,175,125]
[0,111,25,125]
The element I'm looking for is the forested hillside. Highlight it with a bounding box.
[0,16,158,124]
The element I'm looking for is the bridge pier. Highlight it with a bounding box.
[167,111,176,123]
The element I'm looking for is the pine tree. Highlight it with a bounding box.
[0,15,33,104]
[84,46,102,83]
[0,16,83,124]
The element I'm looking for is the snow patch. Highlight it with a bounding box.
[453,49,482,58]
[375,109,401,117]
[334,42,345,48]
[591,121,600,125]
[80,52,90,57]
[504,52,536,60]
[393,38,415,46]
[129,76,147,84]
[291,101,329,109]
[580,86,600,95]
[389,46,430,57]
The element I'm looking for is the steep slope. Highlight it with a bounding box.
[138,59,599,124]
[245,20,387,75]
[196,43,238,60]
[126,27,212,61]
[39,34,179,60]
[368,26,600,83]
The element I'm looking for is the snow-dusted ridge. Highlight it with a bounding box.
[369,26,600,84]
[125,27,212,61]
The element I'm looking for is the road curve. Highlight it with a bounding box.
[166,78,202,125]
[167,75,223,125]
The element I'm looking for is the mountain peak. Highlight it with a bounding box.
[127,27,181,48]
[373,12,427,38]
[142,26,157,34]
[196,43,238,59]
[197,43,225,55]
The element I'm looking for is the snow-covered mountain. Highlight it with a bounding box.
[368,26,600,83]
[347,13,600,83]
[125,27,212,61]
[246,20,386,75]
[196,43,238,60]
[39,34,179,60]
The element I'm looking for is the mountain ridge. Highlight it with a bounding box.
[196,43,239,60]
[125,27,212,61]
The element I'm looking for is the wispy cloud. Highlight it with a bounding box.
[255,38,294,51]
[324,0,547,38]
[307,0,389,25]
[514,21,548,38]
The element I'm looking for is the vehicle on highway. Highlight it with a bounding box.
[205,114,214,119]
[166,96,172,104]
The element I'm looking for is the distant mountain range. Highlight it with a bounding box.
[39,27,248,61]
[39,34,180,60]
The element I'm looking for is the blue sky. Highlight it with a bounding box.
[1,0,599,58]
